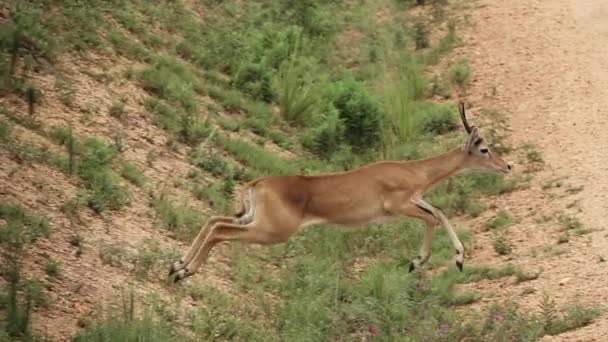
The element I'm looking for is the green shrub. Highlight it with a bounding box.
[493,236,512,255]
[301,104,345,157]
[45,260,61,278]
[221,138,298,176]
[415,102,456,134]
[109,100,126,119]
[143,98,180,132]
[191,149,227,177]
[275,56,321,125]
[120,161,145,186]
[151,194,205,240]
[233,62,274,102]
[485,210,512,230]
[0,203,50,250]
[140,56,201,113]
[74,292,180,342]
[449,58,471,88]
[331,76,385,151]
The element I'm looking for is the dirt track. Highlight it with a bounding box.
[461,0,608,340]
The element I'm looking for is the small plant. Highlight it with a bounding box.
[449,58,470,88]
[485,210,512,230]
[55,78,77,108]
[413,20,429,50]
[45,260,61,278]
[131,239,181,280]
[191,149,227,177]
[522,143,544,163]
[120,161,145,186]
[558,214,582,231]
[151,193,205,240]
[493,235,512,255]
[109,100,126,119]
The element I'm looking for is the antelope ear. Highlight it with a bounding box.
[464,127,480,154]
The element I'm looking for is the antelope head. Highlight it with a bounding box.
[459,102,512,174]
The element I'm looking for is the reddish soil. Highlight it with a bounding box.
[457,0,608,340]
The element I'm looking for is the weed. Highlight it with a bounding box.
[120,161,145,187]
[55,77,77,108]
[485,210,512,230]
[449,58,470,88]
[45,260,61,278]
[109,99,126,119]
[131,239,180,280]
[0,203,50,339]
[413,19,429,50]
[151,193,205,240]
[522,143,544,163]
[98,242,131,268]
[493,236,512,255]
[191,148,227,177]
[558,214,582,231]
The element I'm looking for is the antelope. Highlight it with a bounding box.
[170,102,512,282]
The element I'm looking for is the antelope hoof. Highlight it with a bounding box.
[173,269,191,283]
[456,261,463,272]
[168,259,184,276]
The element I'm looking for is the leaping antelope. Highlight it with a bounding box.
[170,102,512,282]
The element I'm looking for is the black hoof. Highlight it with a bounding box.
[173,269,190,284]
[456,261,463,272]
[409,262,416,273]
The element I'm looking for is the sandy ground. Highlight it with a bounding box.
[459,0,608,340]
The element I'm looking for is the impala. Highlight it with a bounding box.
[170,102,512,282]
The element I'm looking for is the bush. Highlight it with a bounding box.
[415,102,457,134]
[301,103,344,158]
[151,194,205,240]
[331,76,385,151]
[120,161,145,186]
[449,58,471,87]
[233,62,274,102]
[274,56,321,125]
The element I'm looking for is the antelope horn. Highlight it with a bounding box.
[459,102,473,134]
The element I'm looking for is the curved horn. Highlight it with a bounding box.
[459,102,473,134]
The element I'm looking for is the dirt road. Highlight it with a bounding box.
[460,0,608,340]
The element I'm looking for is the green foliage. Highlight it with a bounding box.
[233,62,274,102]
[108,100,126,119]
[120,161,145,187]
[275,55,321,125]
[0,204,50,340]
[449,58,471,88]
[300,104,345,158]
[493,236,513,255]
[45,260,61,278]
[140,55,202,114]
[74,292,180,342]
[332,76,385,151]
[0,202,50,251]
[79,138,129,212]
[131,239,180,280]
[413,19,429,50]
[485,210,512,230]
[191,148,227,177]
[221,138,298,176]
[151,193,205,240]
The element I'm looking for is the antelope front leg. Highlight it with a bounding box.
[414,198,465,271]
[169,216,234,276]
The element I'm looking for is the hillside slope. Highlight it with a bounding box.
[456,0,608,340]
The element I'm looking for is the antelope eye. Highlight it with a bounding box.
[480,148,489,154]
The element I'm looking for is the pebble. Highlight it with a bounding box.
[559,277,571,286]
